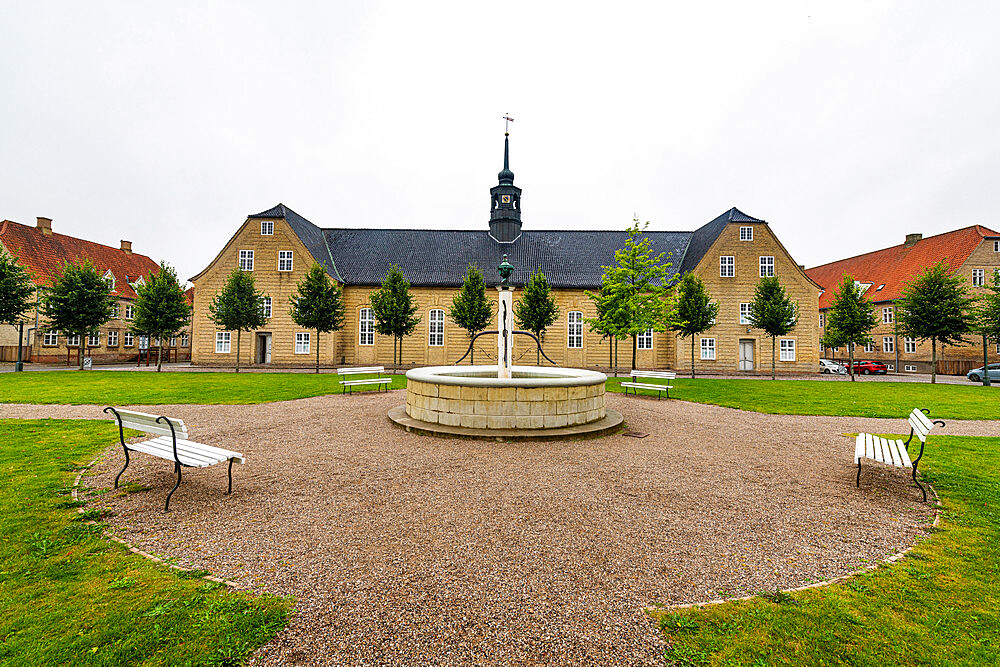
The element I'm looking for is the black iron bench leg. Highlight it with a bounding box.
[856,460,862,487]
[912,464,927,502]
[227,458,234,495]
[114,447,130,489]
[165,462,181,512]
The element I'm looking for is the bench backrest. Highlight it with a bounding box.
[631,370,676,380]
[337,366,384,376]
[908,408,936,443]
[108,408,188,440]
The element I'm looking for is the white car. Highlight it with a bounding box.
[820,359,847,375]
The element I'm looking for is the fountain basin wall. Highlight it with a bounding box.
[405,365,607,430]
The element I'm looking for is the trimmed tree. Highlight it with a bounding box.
[40,259,116,370]
[973,271,1000,386]
[131,263,192,372]
[598,220,675,371]
[449,265,493,365]
[514,269,559,364]
[748,276,798,380]
[586,281,629,375]
[0,249,35,326]
[821,274,878,382]
[208,268,268,373]
[670,273,718,379]
[369,265,420,371]
[896,260,975,384]
[289,263,346,374]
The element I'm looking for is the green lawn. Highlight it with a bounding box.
[606,377,999,421]
[0,370,406,405]
[656,434,1000,666]
[0,419,290,666]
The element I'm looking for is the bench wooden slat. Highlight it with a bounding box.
[128,441,218,468]
[144,436,244,464]
[886,438,902,467]
[866,433,877,462]
[337,366,385,376]
[897,440,912,467]
[340,378,392,385]
[854,434,865,464]
[630,370,676,379]
[910,408,934,430]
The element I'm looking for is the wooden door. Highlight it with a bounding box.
[739,339,754,371]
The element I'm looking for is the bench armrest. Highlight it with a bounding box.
[155,415,182,466]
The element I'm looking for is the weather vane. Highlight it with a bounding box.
[503,113,514,134]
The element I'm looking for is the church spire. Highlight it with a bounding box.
[498,132,514,185]
[489,121,522,243]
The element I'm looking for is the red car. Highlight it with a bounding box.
[846,360,889,375]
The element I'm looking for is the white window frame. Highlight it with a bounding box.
[863,341,874,353]
[972,268,985,287]
[637,328,653,350]
[740,303,751,325]
[263,296,272,318]
[904,337,916,353]
[428,309,445,346]
[295,332,311,355]
[215,331,231,353]
[239,250,254,271]
[905,365,917,372]
[261,220,274,235]
[87,333,100,347]
[720,256,735,278]
[107,330,119,347]
[883,336,895,353]
[819,313,825,328]
[882,306,893,323]
[170,336,177,347]
[124,304,135,320]
[103,269,116,291]
[111,303,120,318]
[123,332,134,347]
[739,226,753,241]
[67,334,80,347]
[700,337,716,360]
[278,250,294,272]
[43,330,59,346]
[886,364,895,371]
[359,308,375,346]
[567,311,583,349]
[995,240,999,252]
[759,256,774,277]
[180,334,189,347]
[779,339,796,362]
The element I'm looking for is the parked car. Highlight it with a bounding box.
[845,360,889,375]
[967,363,1000,382]
[820,359,847,374]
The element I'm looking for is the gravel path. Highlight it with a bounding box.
[4,395,996,665]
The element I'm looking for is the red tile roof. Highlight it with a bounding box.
[807,225,999,309]
[0,219,161,300]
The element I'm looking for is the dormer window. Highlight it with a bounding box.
[261,220,274,235]
[740,226,753,241]
[131,276,145,289]
[103,269,116,291]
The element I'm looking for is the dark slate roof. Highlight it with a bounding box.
[678,207,766,274]
[246,203,765,289]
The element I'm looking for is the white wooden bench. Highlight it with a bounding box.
[103,407,244,511]
[855,407,945,502]
[337,366,392,394]
[620,370,676,400]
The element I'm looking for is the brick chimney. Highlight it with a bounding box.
[120,240,132,255]
[904,233,922,247]
[36,217,52,235]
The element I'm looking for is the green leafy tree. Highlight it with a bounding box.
[449,265,493,365]
[585,281,629,375]
[591,219,675,371]
[208,268,268,373]
[896,260,976,384]
[0,249,35,326]
[131,263,192,372]
[748,276,798,380]
[670,273,719,378]
[290,263,346,374]
[821,274,878,382]
[40,259,116,370]
[972,271,1000,386]
[369,265,420,371]
[514,269,559,364]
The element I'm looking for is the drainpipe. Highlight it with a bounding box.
[985,334,992,387]
[15,321,24,371]
[894,317,899,374]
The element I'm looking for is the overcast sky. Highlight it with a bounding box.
[3,1,999,284]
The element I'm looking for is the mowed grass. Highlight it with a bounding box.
[0,419,290,666]
[656,434,1000,666]
[0,370,406,405]
[605,376,999,421]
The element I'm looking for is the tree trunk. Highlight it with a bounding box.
[78,337,85,370]
[235,329,241,373]
[157,341,164,372]
[631,335,637,373]
[931,337,937,384]
[470,333,475,365]
[614,337,618,376]
[536,329,541,366]
[984,334,991,387]
[397,335,403,372]
[771,335,776,380]
[849,343,855,382]
[690,335,696,379]
[608,336,612,374]
[316,329,321,374]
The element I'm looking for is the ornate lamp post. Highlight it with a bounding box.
[497,254,515,379]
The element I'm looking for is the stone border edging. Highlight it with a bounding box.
[657,483,941,613]
[71,452,240,589]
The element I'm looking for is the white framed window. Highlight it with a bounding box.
[261,220,274,235]
[88,333,100,347]
[170,336,177,347]
[359,308,375,346]
[883,336,895,353]
[720,256,735,278]
[740,303,751,325]
[904,337,916,353]
[239,250,254,271]
[107,330,119,347]
[111,303,120,318]
[882,306,893,323]
[759,256,774,277]
[637,329,653,350]
[995,240,999,252]
[567,311,583,348]
[43,330,59,346]
[972,269,985,287]
[700,337,716,360]
[123,332,134,347]
[278,251,294,272]
[103,269,116,290]
[67,334,80,347]
[739,226,753,241]
[295,332,311,354]
[863,342,874,353]
[132,276,145,289]
[180,334,189,347]
[905,365,917,372]
[428,309,444,346]
[215,331,231,353]
[887,364,895,371]
[819,313,825,328]
[779,339,796,361]
[263,297,272,318]
[124,304,134,320]
[139,336,149,350]
[153,337,160,347]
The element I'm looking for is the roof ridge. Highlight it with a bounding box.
[323,227,693,234]
[0,218,158,262]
